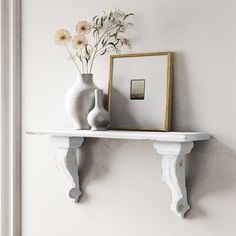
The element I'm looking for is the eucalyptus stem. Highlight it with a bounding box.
[89,24,118,72]
[89,32,100,72]
[65,44,81,73]
[86,57,89,73]
[89,47,98,73]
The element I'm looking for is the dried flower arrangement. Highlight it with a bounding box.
[54,9,134,73]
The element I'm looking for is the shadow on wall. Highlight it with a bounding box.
[77,138,122,202]
[171,52,193,131]
[186,137,236,218]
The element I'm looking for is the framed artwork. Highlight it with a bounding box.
[108,52,173,131]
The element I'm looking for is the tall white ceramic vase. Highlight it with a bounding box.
[65,73,97,129]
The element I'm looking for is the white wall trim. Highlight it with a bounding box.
[1,0,21,236]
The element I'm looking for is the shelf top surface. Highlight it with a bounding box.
[27,129,210,142]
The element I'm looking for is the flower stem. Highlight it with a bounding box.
[80,49,85,73]
[65,44,81,73]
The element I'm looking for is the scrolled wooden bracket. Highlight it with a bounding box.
[153,141,194,218]
[51,136,84,202]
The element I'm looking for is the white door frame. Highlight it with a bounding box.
[1,0,21,236]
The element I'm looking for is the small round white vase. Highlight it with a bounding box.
[87,89,111,131]
[65,73,97,129]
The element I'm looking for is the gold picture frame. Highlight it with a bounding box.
[108,52,173,131]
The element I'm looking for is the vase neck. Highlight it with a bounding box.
[95,89,103,108]
[78,73,93,84]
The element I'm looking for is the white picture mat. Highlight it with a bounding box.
[110,55,168,129]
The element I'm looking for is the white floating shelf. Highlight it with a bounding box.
[28,129,210,218]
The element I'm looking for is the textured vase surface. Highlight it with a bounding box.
[65,73,97,129]
[87,89,110,131]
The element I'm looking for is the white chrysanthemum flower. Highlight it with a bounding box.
[72,35,88,49]
[76,21,91,34]
[54,29,71,46]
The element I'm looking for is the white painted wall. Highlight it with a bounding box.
[22,0,236,235]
